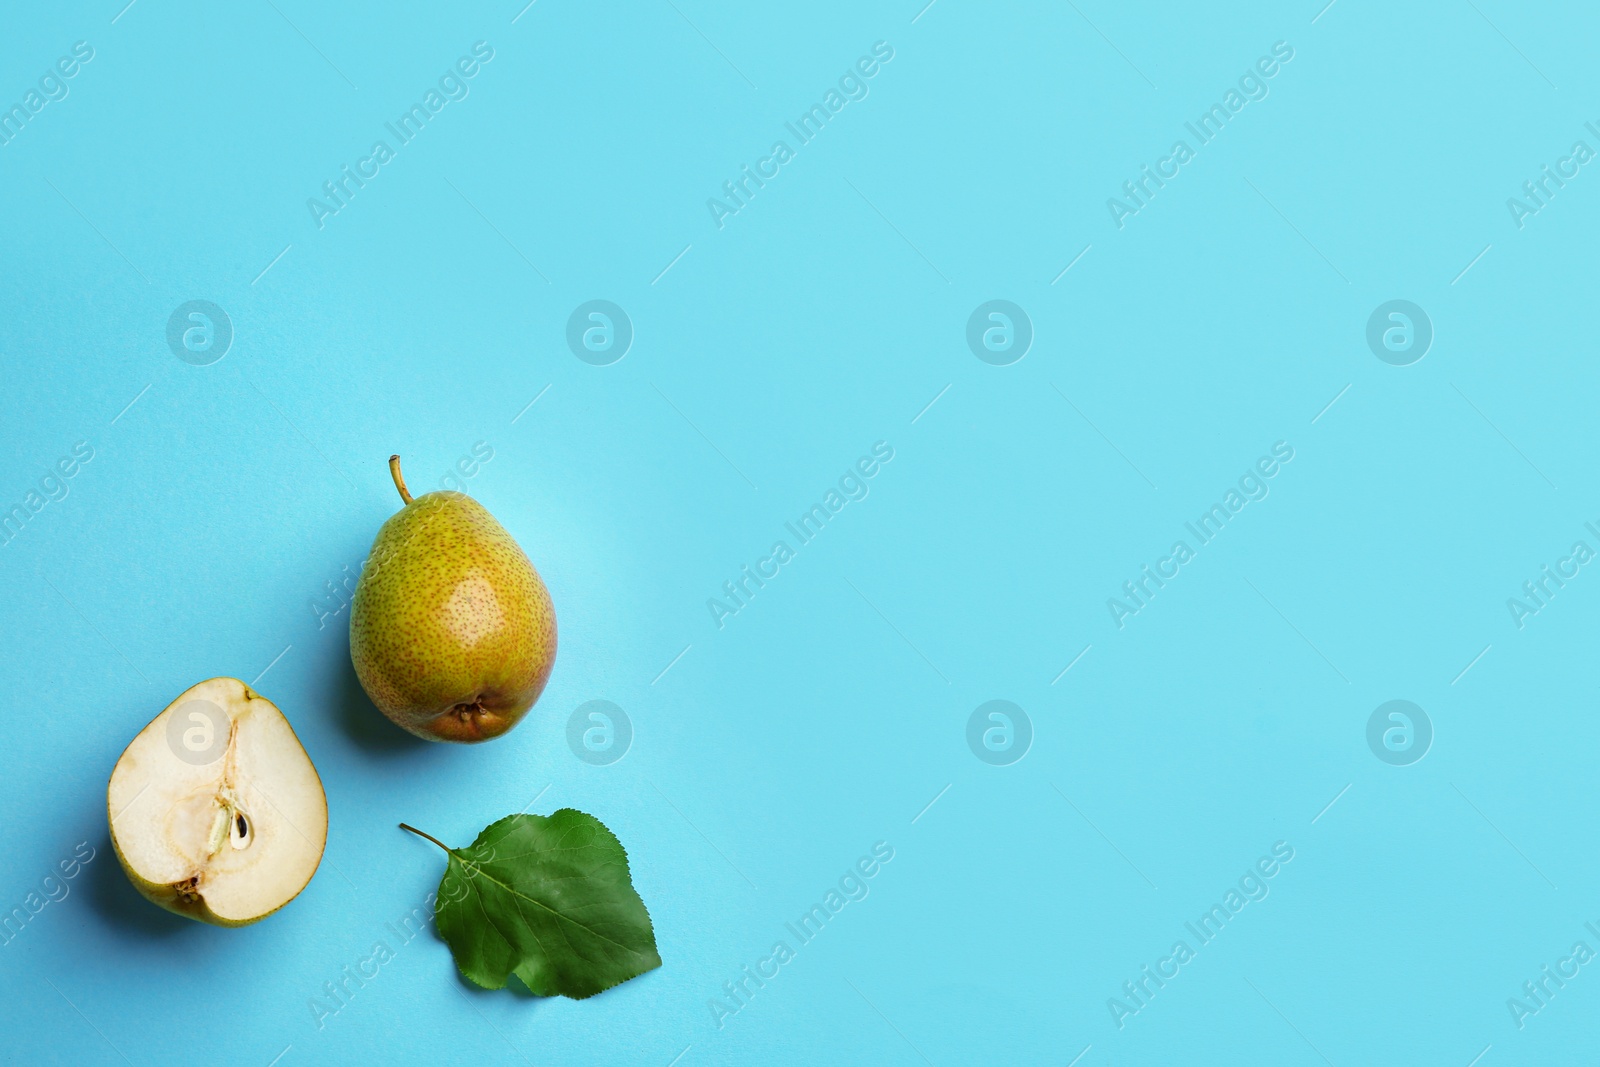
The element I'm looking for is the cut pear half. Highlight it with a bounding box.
[107,678,328,926]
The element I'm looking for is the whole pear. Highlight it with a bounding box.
[350,456,557,743]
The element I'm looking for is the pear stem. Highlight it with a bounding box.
[399,823,451,853]
[389,455,413,505]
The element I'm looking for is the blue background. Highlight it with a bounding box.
[2,1,1597,1064]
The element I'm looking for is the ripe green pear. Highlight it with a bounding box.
[350,456,557,743]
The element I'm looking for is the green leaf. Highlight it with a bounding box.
[406,810,662,999]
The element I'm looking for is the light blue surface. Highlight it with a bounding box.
[2,1,1598,1063]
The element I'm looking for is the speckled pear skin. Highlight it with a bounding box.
[350,490,556,743]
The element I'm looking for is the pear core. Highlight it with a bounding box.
[107,678,327,926]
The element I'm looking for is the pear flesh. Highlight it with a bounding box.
[350,456,557,743]
[107,678,327,926]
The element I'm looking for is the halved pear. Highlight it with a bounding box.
[107,678,327,926]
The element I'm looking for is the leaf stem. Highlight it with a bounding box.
[399,823,451,853]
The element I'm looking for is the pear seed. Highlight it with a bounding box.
[230,811,252,850]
